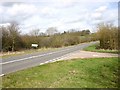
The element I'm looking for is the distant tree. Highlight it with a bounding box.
[46,27,58,36]
[63,31,67,34]
[39,32,46,36]
[81,29,90,36]
[29,29,40,37]
[85,29,90,35]
[68,29,76,33]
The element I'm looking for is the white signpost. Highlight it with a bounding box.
[31,44,38,48]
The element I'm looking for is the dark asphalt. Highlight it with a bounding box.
[1,41,98,75]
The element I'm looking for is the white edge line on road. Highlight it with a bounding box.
[1,42,96,65]
[0,74,4,77]
[38,51,77,66]
[0,48,71,65]
[93,55,99,57]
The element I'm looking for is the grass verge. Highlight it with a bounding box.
[84,43,118,54]
[2,57,119,88]
[1,48,58,59]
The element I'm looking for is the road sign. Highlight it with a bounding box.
[31,44,38,47]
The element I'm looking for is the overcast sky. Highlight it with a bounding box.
[0,0,118,34]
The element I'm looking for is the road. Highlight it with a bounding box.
[1,41,98,75]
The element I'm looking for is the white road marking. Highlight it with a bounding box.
[93,55,99,57]
[38,51,79,66]
[39,63,44,65]
[44,61,49,63]
[0,48,71,65]
[49,60,53,62]
[0,74,4,77]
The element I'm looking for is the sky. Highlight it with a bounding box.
[0,0,119,34]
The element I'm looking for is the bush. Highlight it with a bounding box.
[97,23,118,50]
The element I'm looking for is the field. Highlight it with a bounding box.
[2,57,119,88]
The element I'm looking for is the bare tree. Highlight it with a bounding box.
[46,27,58,36]
[29,29,40,37]
[8,21,22,51]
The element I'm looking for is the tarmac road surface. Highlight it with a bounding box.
[1,41,98,75]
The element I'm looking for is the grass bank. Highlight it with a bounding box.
[84,43,118,54]
[3,57,119,88]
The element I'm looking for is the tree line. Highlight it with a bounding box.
[1,22,118,52]
[0,22,97,52]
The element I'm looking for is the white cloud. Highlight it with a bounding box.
[91,12,102,20]
[7,4,37,16]
[0,0,119,5]
[90,6,107,20]
[41,7,58,16]
[22,15,43,29]
[0,7,3,13]
[54,0,74,4]
[0,2,118,33]
[103,8,118,25]
[54,0,119,3]
[0,23,10,27]
[95,6,107,13]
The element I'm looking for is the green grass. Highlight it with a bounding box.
[84,44,118,54]
[2,57,119,88]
